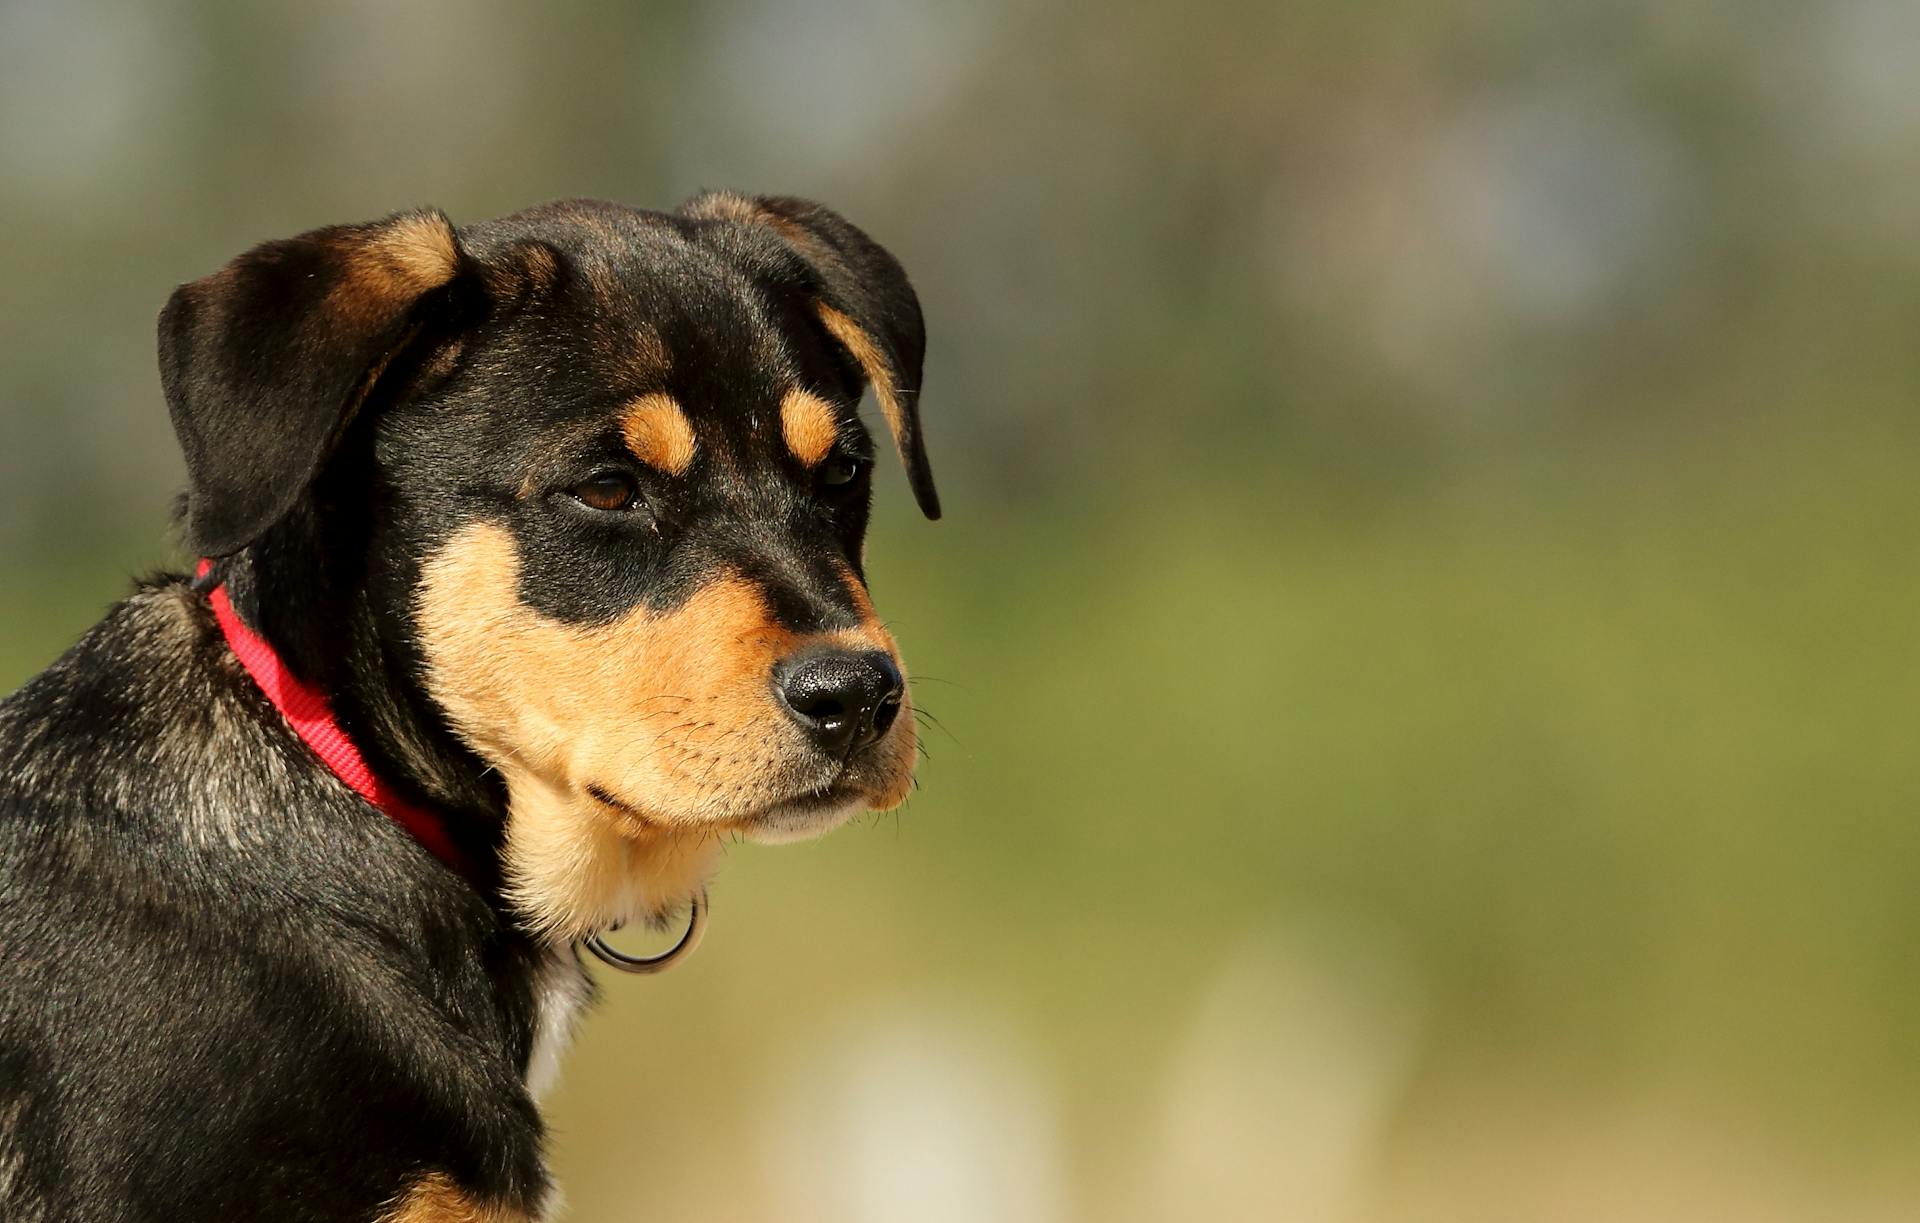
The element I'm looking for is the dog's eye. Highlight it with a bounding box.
[818,457,863,490]
[571,473,639,512]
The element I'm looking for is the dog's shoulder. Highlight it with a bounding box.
[0,579,554,1220]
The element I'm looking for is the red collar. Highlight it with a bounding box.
[198,561,468,877]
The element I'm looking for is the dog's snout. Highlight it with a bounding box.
[775,649,904,755]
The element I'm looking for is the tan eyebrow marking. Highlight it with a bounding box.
[780,388,840,467]
[619,393,696,476]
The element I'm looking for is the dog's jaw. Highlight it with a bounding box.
[737,792,868,845]
[501,764,722,943]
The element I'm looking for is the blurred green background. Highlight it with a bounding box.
[5,2,1920,1219]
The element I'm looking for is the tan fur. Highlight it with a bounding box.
[816,303,909,453]
[313,217,463,440]
[619,392,696,476]
[325,213,461,329]
[415,523,916,941]
[680,190,764,227]
[378,1173,526,1223]
[780,388,840,467]
[682,191,808,245]
[374,213,463,293]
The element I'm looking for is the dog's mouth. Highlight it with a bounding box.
[585,774,867,844]
[737,782,868,844]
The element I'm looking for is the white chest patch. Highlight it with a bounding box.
[525,949,593,1102]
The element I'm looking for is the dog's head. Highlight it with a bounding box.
[157,195,935,939]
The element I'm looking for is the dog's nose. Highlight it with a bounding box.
[775,649,904,755]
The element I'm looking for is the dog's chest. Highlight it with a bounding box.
[525,950,593,1101]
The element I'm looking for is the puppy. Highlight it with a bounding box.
[0,193,935,1222]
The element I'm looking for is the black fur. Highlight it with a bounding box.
[0,194,932,1221]
[0,585,546,1221]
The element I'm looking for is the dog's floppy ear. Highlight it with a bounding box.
[681,192,939,519]
[158,209,472,556]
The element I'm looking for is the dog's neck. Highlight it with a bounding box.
[213,519,512,876]
[212,514,726,943]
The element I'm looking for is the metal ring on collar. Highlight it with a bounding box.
[582,889,708,975]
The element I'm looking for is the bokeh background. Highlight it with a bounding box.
[5,2,1920,1219]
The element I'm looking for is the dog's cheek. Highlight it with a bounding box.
[413,520,810,820]
[414,522,733,936]
[413,522,582,779]
[564,577,827,824]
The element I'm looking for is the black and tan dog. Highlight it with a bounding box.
[0,194,936,1221]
